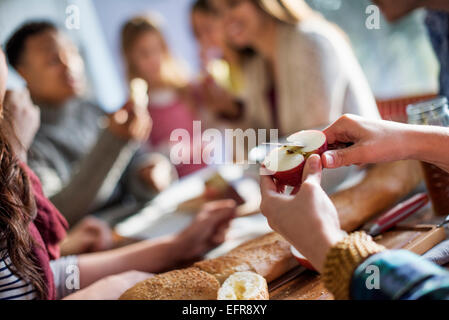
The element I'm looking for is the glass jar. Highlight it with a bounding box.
[407,96,449,216]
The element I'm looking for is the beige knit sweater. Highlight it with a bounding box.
[241,19,380,135]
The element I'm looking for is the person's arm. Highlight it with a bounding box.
[324,232,449,300]
[42,104,151,226]
[260,155,449,300]
[322,114,449,173]
[48,128,140,225]
[349,248,449,300]
[77,200,235,289]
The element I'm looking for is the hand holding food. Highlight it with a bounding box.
[260,155,346,272]
[262,130,327,192]
[138,155,176,193]
[322,114,425,169]
[332,115,449,175]
[108,78,152,142]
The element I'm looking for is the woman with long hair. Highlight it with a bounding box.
[0,49,235,300]
[211,0,380,135]
[121,16,208,177]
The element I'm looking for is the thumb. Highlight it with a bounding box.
[322,147,358,169]
[302,154,322,185]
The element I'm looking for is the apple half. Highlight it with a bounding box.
[290,246,315,271]
[262,130,327,187]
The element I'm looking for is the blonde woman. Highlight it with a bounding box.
[121,16,206,177]
[213,0,380,135]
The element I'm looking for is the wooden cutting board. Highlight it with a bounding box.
[270,225,446,300]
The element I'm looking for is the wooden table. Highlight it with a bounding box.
[270,208,447,300]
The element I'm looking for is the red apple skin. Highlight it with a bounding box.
[294,256,315,271]
[315,141,328,156]
[291,246,316,271]
[273,141,327,187]
[273,161,305,187]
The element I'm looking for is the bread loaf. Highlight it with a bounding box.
[218,272,269,300]
[119,268,220,300]
[120,232,296,300]
[194,256,254,284]
[332,160,422,232]
[226,233,298,283]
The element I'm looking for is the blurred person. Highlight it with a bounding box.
[189,0,250,136]
[260,114,449,299]
[5,21,174,226]
[0,47,237,299]
[121,16,207,177]
[191,0,244,95]
[210,0,380,136]
[3,89,114,255]
[372,0,449,99]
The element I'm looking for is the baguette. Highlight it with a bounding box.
[227,233,298,283]
[119,268,220,300]
[194,256,254,284]
[121,232,297,299]
[332,160,422,232]
[195,232,298,284]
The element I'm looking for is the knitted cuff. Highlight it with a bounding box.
[322,232,386,300]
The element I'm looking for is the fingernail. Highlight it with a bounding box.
[324,153,334,167]
[309,155,320,170]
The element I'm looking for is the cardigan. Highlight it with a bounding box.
[240,20,380,135]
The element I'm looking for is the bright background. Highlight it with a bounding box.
[0,0,439,111]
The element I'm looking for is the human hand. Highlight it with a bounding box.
[138,155,176,193]
[108,101,152,142]
[199,76,240,117]
[260,154,345,272]
[60,216,114,256]
[174,200,236,261]
[3,89,40,161]
[64,270,153,300]
[322,114,415,169]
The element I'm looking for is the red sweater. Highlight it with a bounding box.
[23,164,68,299]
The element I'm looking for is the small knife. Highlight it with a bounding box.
[368,193,429,237]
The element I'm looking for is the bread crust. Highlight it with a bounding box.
[119,268,220,300]
[120,232,297,300]
[194,256,255,284]
[227,233,298,282]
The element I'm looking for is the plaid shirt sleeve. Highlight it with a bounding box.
[350,250,449,300]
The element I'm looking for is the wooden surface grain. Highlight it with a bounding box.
[269,221,446,300]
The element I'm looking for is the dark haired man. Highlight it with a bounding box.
[6,21,175,227]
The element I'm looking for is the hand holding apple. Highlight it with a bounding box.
[260,155,346,273]
[262,130,327,191]
[321,114,447,170]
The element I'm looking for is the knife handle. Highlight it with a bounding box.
[369,193,429,236]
